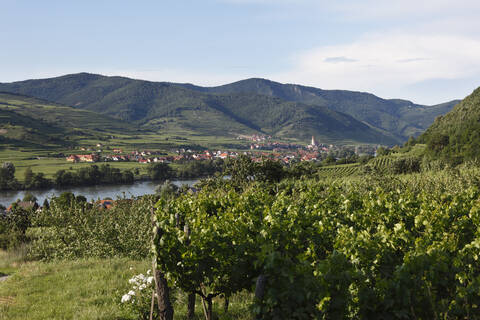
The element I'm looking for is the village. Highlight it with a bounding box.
[65,136,379,165]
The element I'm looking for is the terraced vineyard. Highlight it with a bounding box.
[317,164,361,179]
[366,156,394,173]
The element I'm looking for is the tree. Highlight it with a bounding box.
[405,136,416,147]
[22,192,37,203]
[288,161,318,178]
[24,167,34,188]
[53,192,76,207]
[2,162,15,180]
[122,170,134,184]
[427,133,450,153]
[42,198,50,210]
[148,163,174,181]
[155,180,179,199]
[76,195,87,203]
[322,153,336,165]
[224,155,255,187]
[0,162,19,190]
[255,159,285,183]
[375,147,390,156]
[30,172,52,189]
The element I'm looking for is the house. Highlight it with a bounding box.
[96,199,115,210]
[78,154,99,162]
[6,201,39,212]
[67,155,79,162]
[66,154,99,163]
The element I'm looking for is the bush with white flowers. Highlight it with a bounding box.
[120,269,157,320]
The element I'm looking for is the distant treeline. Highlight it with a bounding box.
[0,163,135,191]
[1,154,382,191]
[0,160,226,191]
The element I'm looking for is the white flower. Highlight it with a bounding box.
[128,290,135,296]
[139,284,147,290]
[121,294,132,303]
[146,276,154,284]
[147,269,151,275]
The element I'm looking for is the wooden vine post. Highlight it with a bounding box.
[151,207,174,320]
[182,219,196,320]
[254,274,267,320]
[187,293,196,320]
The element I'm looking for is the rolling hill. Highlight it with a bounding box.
[0,92,139,148]
[418,87,480,163]
[0,73,458,145]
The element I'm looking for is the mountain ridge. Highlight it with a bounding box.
[178,77,460,140]
[0,73,459,145]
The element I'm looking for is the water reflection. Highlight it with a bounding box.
[0,180,197,207]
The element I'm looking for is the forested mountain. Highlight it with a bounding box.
[418,87,480,163]
[0,73,457,144]
[0,74,397,144]
[182,78,459,140]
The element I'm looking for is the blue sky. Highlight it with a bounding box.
[1,0,479,104]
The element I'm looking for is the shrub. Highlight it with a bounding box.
[28,195,156,260]
[391,157,422,174]
[0,206,32,250]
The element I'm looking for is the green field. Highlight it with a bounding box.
[0,251,251,320]
[0,149,148,181]
[0,131,249,183]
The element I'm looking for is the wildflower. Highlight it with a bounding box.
[146,276,154,284]
[128,290,135,296]
[121,294,132,303]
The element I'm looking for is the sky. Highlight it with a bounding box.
[1,0,479,104]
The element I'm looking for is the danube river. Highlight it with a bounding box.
[0,180,197,207]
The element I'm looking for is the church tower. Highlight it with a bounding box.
[311,136,317,146]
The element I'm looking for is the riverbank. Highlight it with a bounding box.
[0,179,198,208]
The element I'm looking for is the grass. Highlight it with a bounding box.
[0,253,252,320]
[0,246,28,277]
[0,257,148,320]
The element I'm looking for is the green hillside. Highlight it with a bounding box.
[0,92,139,148]
[418,87,480,163]
[0,73,398,144]
[185,78,459,141]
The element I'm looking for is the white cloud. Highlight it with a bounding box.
[332,0,480,19]
[272,32,480,103]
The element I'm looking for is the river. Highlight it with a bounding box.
[0,180,198,207]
